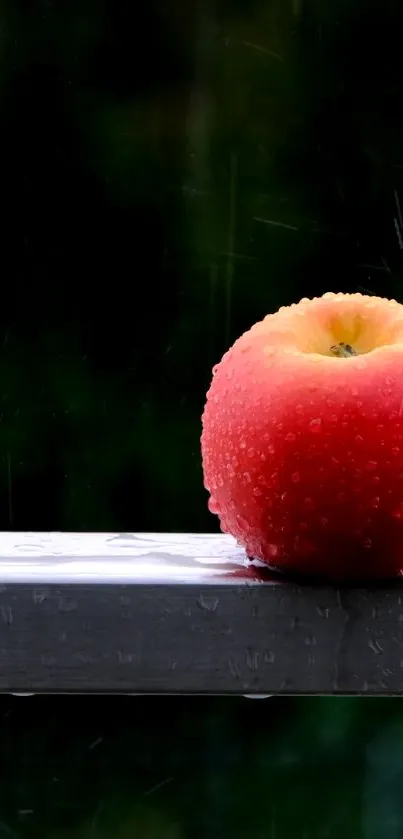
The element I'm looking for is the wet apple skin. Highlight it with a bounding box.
[201,296,403,580]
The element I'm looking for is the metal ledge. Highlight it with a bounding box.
[0,532,402,694]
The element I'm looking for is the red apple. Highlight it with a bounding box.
[201,292,403,580]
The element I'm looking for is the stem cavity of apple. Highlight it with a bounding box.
[330,342,357,357]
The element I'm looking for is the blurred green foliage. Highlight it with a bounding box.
[1,695,403,839]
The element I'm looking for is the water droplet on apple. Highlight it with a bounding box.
[267,444,275,455]
[243,472,252,484]
[226,463,235,477]
[337,491,346,503]
[392,447,400,456]
[281,491,288,502]
[253,486,263,497]
[330,414,338,423]
[295,404,304,415]
[363,537,372,549]
[304,497,315,511]
[247,447,255,458]
[208,497,220,514]
[240,439,247,449]
[355,435,364,444]
[309,418,322,433]
[291,471,301,483]
[366,460,377,471]
[392,502,403,520]
[293,534,315,555]
[320,516,329,528]
[285,432,296,442]
[217,474,224,487]
[370,497,380,509]
[270,471,279,487]
[236,513,249,530]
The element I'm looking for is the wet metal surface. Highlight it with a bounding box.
[0,533,401,694]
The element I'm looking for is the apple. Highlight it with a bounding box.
[201,292,403,580]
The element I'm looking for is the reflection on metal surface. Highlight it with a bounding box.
[0,532,275,585]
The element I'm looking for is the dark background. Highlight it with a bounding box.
[2,1,403,837]
[3,694,403,839]
[2,0,403,533]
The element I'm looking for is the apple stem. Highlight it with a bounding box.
[330,342,357,357]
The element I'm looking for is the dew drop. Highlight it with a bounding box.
[243,472,252,484]
[247,447,255,458]
[304,497,315,511]
[236,514,249,530]
[392,501,403,520]
[295,404,304,415]
[291,471,301,483]
[308,418,322,434]
[391,447,400,456]
[366,461,377,471]
[217,474,224,488]
[226,464,235,477]
[213,395,220,404]
[253,487,263,497]
[320,516,329,528]
[293,534,315,556]
[208,497,220,514]
[355,434,364,444]
[285,432,296,442]
[370,497,380,509]
[363,537,372,549]
[330,414,338,424]
[281,491,288,502]
[240,439,247,449]
[267,444,276,455]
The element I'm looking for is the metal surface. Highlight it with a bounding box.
[0,532,401,695]
[0,531,258,583]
